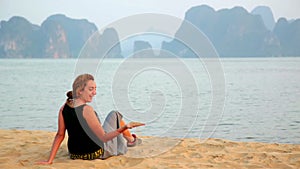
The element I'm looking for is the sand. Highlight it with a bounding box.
[0,129,299,169]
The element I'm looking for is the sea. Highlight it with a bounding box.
[0,57,299,144]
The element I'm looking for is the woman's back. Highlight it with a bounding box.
[62,104,104,155]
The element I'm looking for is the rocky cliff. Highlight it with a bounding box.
[251,6,276,31]
[0,16,43,58]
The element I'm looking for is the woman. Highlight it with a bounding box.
[38,74,144,164]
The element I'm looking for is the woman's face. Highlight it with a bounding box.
[79,80,96,103]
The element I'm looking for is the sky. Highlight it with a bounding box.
[1,0,300,29]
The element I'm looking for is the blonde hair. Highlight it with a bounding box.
[72,74,94,99]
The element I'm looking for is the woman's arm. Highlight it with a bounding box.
[37,105,66,165]
[83,105,127,143]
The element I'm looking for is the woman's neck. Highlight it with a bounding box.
[74,99,86,107]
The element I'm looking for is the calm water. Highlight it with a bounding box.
[0,58,299,144]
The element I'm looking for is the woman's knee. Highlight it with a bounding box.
[106,110,123,121]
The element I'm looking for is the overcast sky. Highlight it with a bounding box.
[1,0,300,29]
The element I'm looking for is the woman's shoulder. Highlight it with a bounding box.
[82,105,97,119]
[82,104,94,112]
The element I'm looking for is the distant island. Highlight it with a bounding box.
[0,14,122,58]
[162,5,300,57]
[0,5,299,58]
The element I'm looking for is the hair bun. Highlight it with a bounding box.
[66,91,73,100]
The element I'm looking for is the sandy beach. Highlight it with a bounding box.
[0,129,299,169]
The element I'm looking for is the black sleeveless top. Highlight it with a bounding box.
[62,104,104,159]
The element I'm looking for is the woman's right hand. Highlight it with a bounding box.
[36,160,52,165]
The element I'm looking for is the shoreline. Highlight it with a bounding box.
[0,129,299,169]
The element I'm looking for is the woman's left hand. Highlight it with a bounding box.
[127,122,145,129]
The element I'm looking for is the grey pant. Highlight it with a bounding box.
[101,111,128,159]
